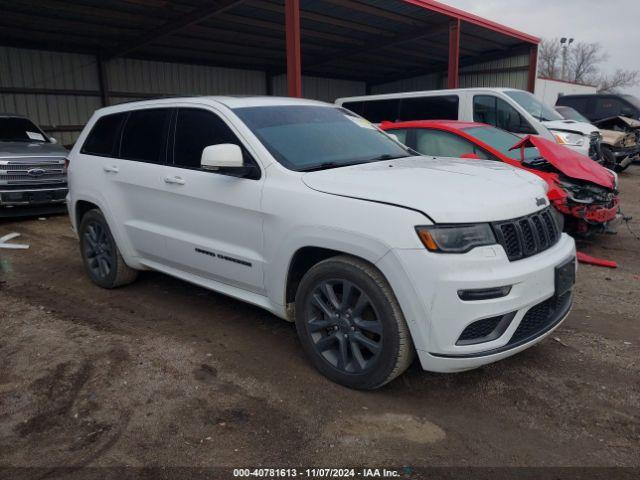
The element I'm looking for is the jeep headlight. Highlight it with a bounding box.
[553,131,585,146]
[416,224,496,253]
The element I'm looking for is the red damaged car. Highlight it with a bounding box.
[380,120,620,236]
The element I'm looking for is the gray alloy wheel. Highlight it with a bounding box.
[295,255,414,390]
[79,209,138,289]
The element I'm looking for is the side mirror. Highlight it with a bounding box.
[460,153,480,159]
[387,133,400,142]
[49,136,58,144]
[201,144,243,170]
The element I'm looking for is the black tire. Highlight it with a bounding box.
[601,147,617,170]
[294,255,414,390]
[79,209,138,288]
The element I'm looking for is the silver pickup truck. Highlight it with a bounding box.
[1,114,68,216]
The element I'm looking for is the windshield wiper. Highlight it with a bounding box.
[300,162,353,172]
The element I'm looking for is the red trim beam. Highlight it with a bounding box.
[402,0,540,45]
[285,0,302,98]
[448,19,460,89]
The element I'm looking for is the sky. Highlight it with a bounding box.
[438,0,640,97]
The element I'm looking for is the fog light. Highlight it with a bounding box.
[458,286,512,301]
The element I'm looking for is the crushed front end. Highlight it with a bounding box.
[553,177,621,236]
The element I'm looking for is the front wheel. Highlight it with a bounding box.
[294,255,414,390]
[79,209,138,288]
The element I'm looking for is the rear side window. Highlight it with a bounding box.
[399,96,459,120]
[173,108,244,169]
[81,113,126,157]
[120,109,171,164]
[414,129,489,159]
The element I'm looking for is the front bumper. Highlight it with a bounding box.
[0,187,68,207]
[379,233,576,372]
[554,197,620,225]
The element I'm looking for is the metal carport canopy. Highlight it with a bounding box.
[0,0,540,101]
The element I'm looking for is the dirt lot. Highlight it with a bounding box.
[1,168,639,474]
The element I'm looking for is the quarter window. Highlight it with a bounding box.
[120,109,171,164]
[80,113,126,157]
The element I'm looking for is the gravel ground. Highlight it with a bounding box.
[0,167,639,475]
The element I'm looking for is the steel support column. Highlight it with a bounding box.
[96,54,110,107]
[527,44,539,93]
[447,19,460,89]
[285,0,302,97]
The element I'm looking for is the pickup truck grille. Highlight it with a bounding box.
[0,158,66,187]
[492,208,560,261]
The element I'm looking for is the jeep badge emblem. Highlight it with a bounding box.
[536,197,547,207]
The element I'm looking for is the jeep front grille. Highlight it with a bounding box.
[492,208,560,261]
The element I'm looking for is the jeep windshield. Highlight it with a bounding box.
[233,105,414,171]
[0,117,49,143]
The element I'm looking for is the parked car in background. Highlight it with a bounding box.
[0,113,68,217]
[556,93,640,122]
[67,97,576,389]
[380,120,620,237]
[556,106,638,171]
[336,88,602,162]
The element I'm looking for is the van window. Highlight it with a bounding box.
[399,96,459,121]
[473,95,536,135]
[81,113,126,157]
[173,108,244,169]
[343,99,399,123]
[120,108,171,164]
[413,129,490,159]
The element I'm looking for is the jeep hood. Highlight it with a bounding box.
[0,141,67,158]
[510,136,615,189]
[302,156,549,223]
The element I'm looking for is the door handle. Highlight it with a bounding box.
[103,165,119,173]
[164,176,185,185]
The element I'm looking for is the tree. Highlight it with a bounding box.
[538,38,639,93]
[539,39,561,78]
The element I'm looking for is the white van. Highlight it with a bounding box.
[336,88,601,161]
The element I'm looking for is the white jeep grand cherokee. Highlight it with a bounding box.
[67,97,576,390]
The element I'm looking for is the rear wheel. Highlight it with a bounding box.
[294,255,414,390]
[79,209,138,288]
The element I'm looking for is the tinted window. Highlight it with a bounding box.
[121,109,171,163]
[81,113,126,156]
[233,105,412,171]
[473,95,536,134]
[556,96,589,114]
[399,96,459,121]
[413,129,489,159]
[173,109,244,169]
[0,117,48,143]
[595,98,624,119]
[341,101,365,116]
